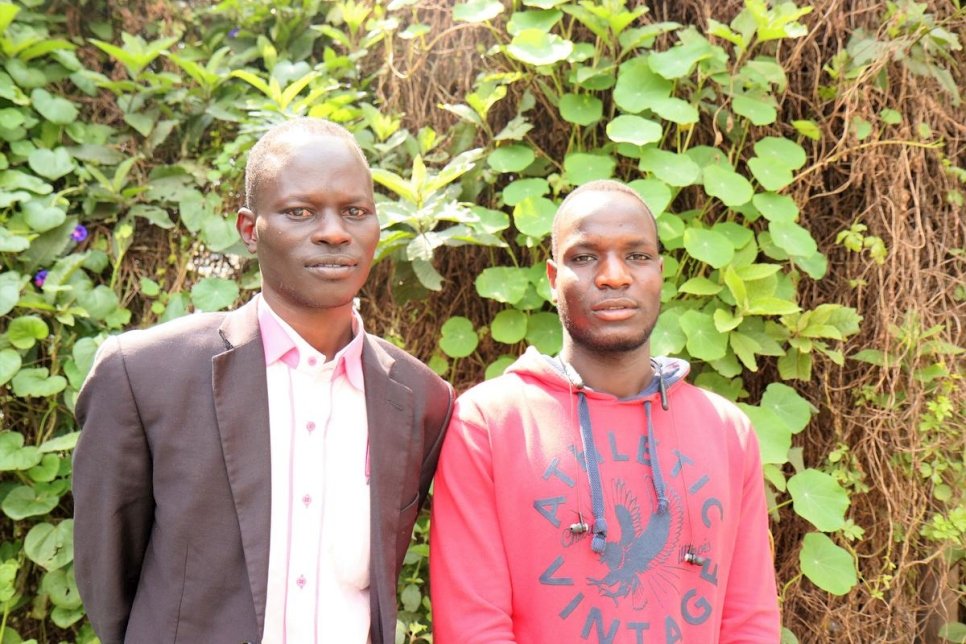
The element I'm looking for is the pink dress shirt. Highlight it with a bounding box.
[258,296,371,644]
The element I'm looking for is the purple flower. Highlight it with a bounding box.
[71,224,88,242]
[228,27,240,39]
[34,270,48,288]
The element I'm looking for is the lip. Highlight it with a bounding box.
[304,255,358,278]
[591,298,638,321]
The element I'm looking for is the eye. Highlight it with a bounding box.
[343,206,370,220]
[570,254,595,264]
[284,207,313,219]
[628,252,652,261]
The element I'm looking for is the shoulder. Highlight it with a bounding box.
[672,380,756,445]
[364,334,451,396]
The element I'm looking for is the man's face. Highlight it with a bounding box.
[236,134,379,316]
[547,190,664,355]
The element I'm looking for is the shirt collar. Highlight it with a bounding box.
[257,294,366,390]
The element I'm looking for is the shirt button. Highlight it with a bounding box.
[307,356,318,367]
[306,421,316,432]
[296,574,306,589]
[302,494,312,507]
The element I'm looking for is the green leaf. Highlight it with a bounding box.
[507,9,563,35]
[41,566,83,610]
[526,311,562,354]
[563,152,615,185]
[506,29,574,66]
[648,97,699,125]
[628,178,672,215]
[513,196,556,239]
[737,403,791,465]
[487,144,534,173]
[12,367,67,398]
[679,277,722,295]
[799,533,857,595]
[0,432,42,471]
[412,258,443,291]
[879,108,901,125]
[729,331,760,371]
[762,382,813,434]
[7,315,48,349]
[2,484,60,520]
[27,147,75,180]
[745,296,800,316]
[130,204,175,229]
[792,119,821,141]
[559,93,602,126]
[769,221,817,257]
[439,316,479,358]
[679,309,727,361]
[0,226,30,252]
[190,277,239,312]
[651,308,687,356]
[25,520,74,570]
[754,137,807,170]
[683,228,734,268]
[0,348,22,385]
[68,281,113,320]
[606,115,662,146]
[703,165,754,207]
[647,31,713,79]
[732,93,777,125]
[453,0,504,23]
[0,2,21,32]
[491,309,528,343]
[475,266,530,304]
[23,199,67,233]
[503,178,549,206]
[613,56,672,113]
[39,431,80,453]
[851,116,872,141]
[788,468,849,532]
[30,88,79,124]
[753,192,799,222]
[485,355,516,379]
[748,158,793,191]
[639,148,700,187]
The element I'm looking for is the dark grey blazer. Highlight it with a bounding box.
[72,298,453,644]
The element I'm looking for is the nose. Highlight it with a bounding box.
[311,210,351,246]
[595,254,631,289]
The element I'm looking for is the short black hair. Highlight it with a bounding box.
[243,117,370,210]
[551,179,661,259]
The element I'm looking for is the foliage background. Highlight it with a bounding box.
[0,0,963,642]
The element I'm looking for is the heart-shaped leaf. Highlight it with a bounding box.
[27,147,75,180]
[439,316,479,358]
[506,29,573,66]
[799,532,857,595]
[190,277,239,312]
[606,115,662,146]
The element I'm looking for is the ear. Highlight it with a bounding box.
[236,208,258,253]
[546,258,558,303]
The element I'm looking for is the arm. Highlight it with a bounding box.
[429,401,517,644]
[719,418,782,642]
[72,336,154,644]
[417,381,455,510]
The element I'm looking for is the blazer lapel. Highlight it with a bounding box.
[362,337,415,641]
[212,299,272,637]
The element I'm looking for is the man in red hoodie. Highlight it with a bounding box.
[430,180,780,643]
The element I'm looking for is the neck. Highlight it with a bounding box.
[560,341,654,398]
[265,296,355,359]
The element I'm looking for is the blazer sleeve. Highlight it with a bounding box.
[417,379,454,511]
[72,335,155,644]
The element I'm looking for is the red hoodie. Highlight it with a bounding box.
[430,348,780,643]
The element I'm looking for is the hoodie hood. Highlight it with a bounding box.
[506,346,691,554]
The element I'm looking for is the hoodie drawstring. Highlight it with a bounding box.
[645,399,669,514]
[577,392,608,554]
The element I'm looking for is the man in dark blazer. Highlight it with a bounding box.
[72,118,453,644]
